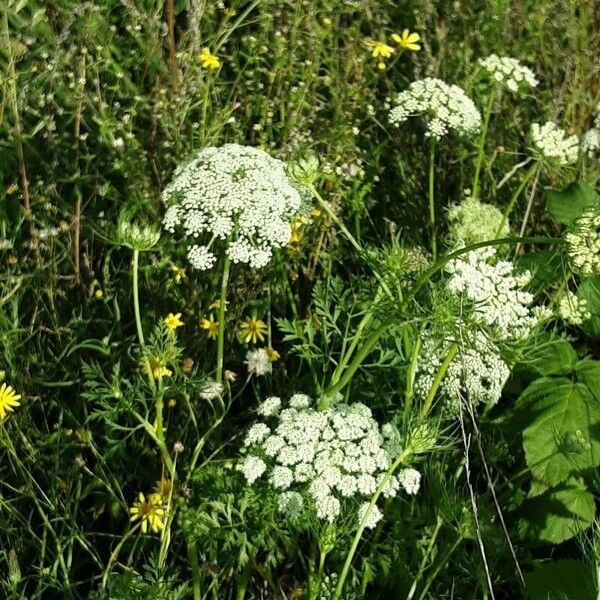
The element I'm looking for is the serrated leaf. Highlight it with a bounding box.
[546,181,600,226]
[518,339,577,377]
[519,378,600,485]
[576,359,600,402]
[525,559,597,599]
[519,481,595,543]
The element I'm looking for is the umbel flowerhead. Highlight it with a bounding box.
[388,77,481,140]
[116,214,161,252]
[238,393,421,527]
[162,144,304,270]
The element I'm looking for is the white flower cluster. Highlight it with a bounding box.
[447,196,509,245]
[566,208,600,275]
[388,78,481,140]
[581,105,600,158]
[238,394,420,525]
[414,331,510,415]
[530,122,579,166]
[162,144,303,270]
[582,128,600,158]
[245,348,272,376]
[478,54,538,92]
[446,247,539,340]
[557,291,591,326]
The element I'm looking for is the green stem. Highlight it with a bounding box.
[496,162,539,236]
[406,516,443,600]
[416,536,463,600]
[310,185,363,253]
[472,88,496,200]
[421,343,458,418]
[215,257,231,384]
[132,249,156,390]
[320,323,388,408]
[333,448,412,600]
[404,334,422,421]
[187,538,202,600]
[101,524,140,589]
[428,141,437,261]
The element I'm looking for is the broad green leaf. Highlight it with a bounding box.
[576,359,600,402]
[519,378,600,485]
[578,276,600,338]
[546,181,600,226]
[525,559,597,599]
[518,339,577,377]
[519,481,595,544]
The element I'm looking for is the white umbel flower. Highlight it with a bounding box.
[239,394,419,526]
[414,331,510,414]
[162,144,303,270]
[397,468,421,495]
[581,128,600,158]
[566,208,600,275]
[388,78,481,140]
[238,456,266,484]
[530,122,579,166]
[446,247,538,340]
[257,396,282,416]
[478,54,538,92]
[557,291,591,326]
[357,502,383,529]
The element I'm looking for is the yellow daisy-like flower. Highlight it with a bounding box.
[171,264,187,283]
[200,48,220,70]
[129,492,166,534]
[322,17,332,27]
[377,62,386,71]
[94,289,104,299]
[238,314,267,344]
[208,299,228,312]
[0,383,21,422]
[391,29,421,51]
[266,347,280,362]
[201,314,219,340]
[164,312,184,333]
[365,39,395,59]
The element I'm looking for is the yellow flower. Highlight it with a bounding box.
[164,312,184,333]
[377,62,386,71]
[391,29,421,51]
[145,357,172,380]
[171,264,187,283]
[238,314,267,344]
[168,398,177,408]
[366,39,395,59]
[208,299,228,312]
[94,289,104,299]
[322,17,332,26]
[311,207,322,219]
[289,222,304,244]
[200,48,220,70]
[266,347,280,362]
[129,492,166,534]
[0,383,21,422]
[201,314,219,340]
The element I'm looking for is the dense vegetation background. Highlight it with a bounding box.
[1,0,599,598]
